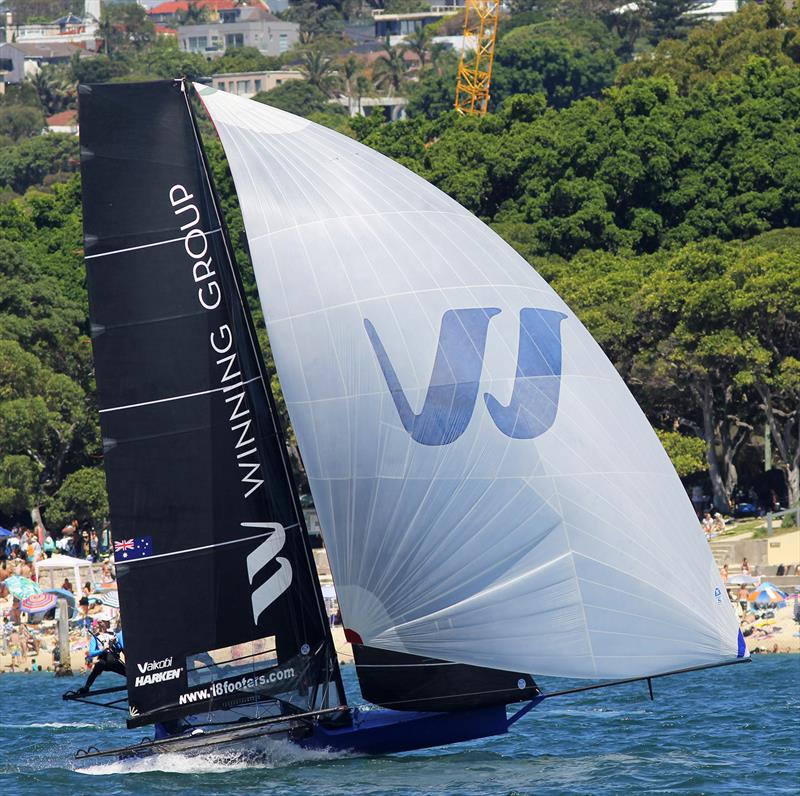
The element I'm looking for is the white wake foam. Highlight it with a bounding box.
[78,738,340,776]
[1,722,99,729]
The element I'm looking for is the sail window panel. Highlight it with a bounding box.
[186,636,277,686]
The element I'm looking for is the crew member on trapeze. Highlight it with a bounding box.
[77,620,125,694]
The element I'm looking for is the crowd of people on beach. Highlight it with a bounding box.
[0,519,112,565]
[0,518,118,674]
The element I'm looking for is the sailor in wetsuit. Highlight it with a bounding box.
[77,620,125,694]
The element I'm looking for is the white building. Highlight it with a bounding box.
[178,6,299,57]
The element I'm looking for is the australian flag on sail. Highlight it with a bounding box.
[113,536,153,562]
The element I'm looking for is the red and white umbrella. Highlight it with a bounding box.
[20,592,58,613]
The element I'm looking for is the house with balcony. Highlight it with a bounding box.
[178,6,298,57]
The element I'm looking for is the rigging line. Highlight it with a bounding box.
[540,657,751,704]
[84,228,222,260]
[99,376,261,414]
[116,526,298,565]
[506,658,752,729]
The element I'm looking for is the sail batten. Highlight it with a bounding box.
[197,84,745,692]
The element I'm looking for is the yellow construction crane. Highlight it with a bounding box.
[454,0,500,116]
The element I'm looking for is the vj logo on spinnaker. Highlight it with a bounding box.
[365,308,566,446]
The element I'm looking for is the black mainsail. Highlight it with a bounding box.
[79,80,344,729]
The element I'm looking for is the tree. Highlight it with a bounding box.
[0,134,78,200]
[617,4,800,92]
[101,3,156,55]
[299,48,339,95]
[214,47,282,74]
[130,40,209,80]
[372,37,411,95]
[339,55,362,114]
[253,80,330,116]
[70,53,131,84]
[644,0,709,46]
[655,430,707,478]
[491,20,621,110]
[406,59,457,118]
[45,467,109,530]
[403,25,431,70]
[29,64,76,116]
[0,105,43,141]
[178,1,210,26]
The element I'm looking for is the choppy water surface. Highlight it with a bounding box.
[1,655,797,795]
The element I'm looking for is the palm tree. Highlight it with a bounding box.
[355,74,371,115]
[403,25,430,71]
[29,65,75,116]
[179,2,210,26]
[372,37,410,96]
[299,49,338,96]
[339,55,362,115]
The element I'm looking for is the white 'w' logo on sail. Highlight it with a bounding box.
[244,522,293,623]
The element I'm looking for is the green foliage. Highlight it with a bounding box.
[0,133,78,195]
[492,19,621,110]
[45,467,109,529]
[0,105,44,141]
[618,4,800,92]
[213,47,283,74]
[253,80,330,116]
[363,60,800,259]
[101,2,156,55]
[70,54,131,84]
[406,53,457,119]
[645,0,709,46]
[130,41,209,80]
[656,430,708,477]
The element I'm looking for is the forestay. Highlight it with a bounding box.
[197,84,745,680]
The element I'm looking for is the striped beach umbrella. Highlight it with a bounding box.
[20,592,58,613]
[748,582,787,605]
[4,575,42,600]
[89,591,119,609]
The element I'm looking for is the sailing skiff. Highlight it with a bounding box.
[64,79,747,760]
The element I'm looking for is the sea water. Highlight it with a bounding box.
[0,655,797,795]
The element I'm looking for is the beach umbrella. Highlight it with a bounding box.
[20,592,58,614]
[89,591,119,609]
[4,575,42,599]
[43,588,77,616]
[748,583,787,605]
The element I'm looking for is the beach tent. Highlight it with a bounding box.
[35,554,96,594]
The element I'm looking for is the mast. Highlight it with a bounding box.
[79,80,345,729]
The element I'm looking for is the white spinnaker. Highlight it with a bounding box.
[197,85,744,679]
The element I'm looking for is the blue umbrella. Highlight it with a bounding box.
[0,527,12,538]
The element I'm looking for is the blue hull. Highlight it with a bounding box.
[300,704,513,755]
